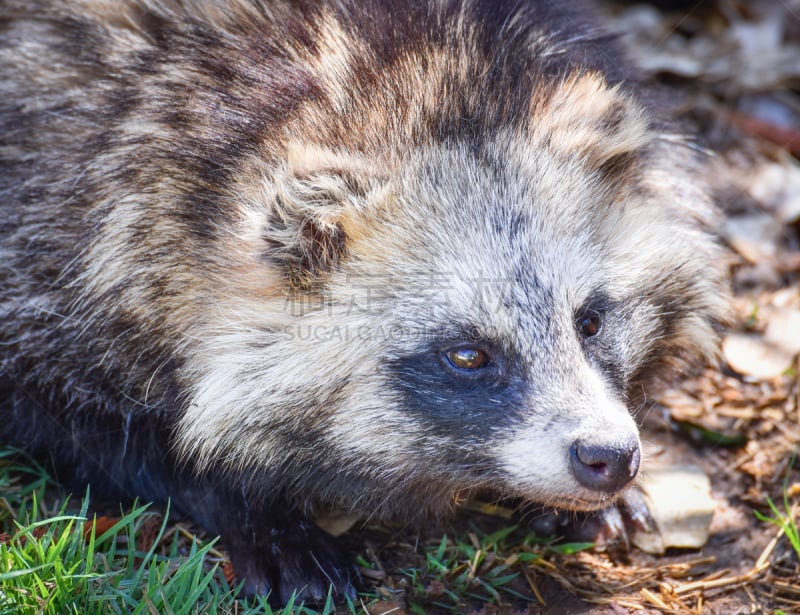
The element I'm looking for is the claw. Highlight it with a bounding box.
[618,486,657,533]
[525,485,658,549]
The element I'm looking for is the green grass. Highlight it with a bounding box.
[754,492,800,561]
[0,450,283,614]
[754,452,800,563]
[0,449,588,613]
[393,524,593,613]
[1,502,220,614]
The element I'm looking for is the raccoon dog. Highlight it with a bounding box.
[0,0,727,604]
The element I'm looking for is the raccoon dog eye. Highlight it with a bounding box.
[445,347,490,370]
[578,311,603,338]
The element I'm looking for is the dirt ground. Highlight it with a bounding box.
[361,2,800,613]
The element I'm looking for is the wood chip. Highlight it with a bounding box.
[632,464,715,554]
[722,333,794,380]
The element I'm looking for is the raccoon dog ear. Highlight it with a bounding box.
[541,73,651,182]
[264,145,387,289]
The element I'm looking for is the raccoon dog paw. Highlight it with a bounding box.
[527,487,656,547]
[228,518,357,605]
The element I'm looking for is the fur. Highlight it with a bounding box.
[0,0,728,603]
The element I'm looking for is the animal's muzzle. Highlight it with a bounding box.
[569,434,640,493]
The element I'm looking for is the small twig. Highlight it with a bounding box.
[640,587,671,610]
[521,565,547,607]
[673,524,784,596]
[754,524,785,571]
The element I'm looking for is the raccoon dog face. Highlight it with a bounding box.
[178,74,724,518]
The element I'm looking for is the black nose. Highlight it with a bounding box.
[569,435,640,493]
